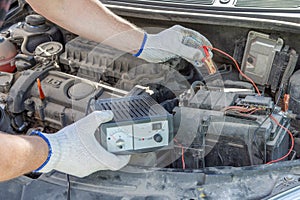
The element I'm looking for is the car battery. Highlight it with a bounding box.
[203,113,290,167]
[173,106,290,168]
[95,95,173,154]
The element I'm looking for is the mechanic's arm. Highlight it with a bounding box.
[26,0,144,54]
[0,134,48,181]
[26,0,212,64]
[0,111,130,182]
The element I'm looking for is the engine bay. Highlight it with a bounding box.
[0,13,300,172]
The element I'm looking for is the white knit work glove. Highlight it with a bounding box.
[135,25,213,65]
[31,111,130,178]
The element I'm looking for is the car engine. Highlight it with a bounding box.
[0,13,299,171]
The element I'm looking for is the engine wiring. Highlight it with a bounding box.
[224,106,263,113]
[224,105,265,117]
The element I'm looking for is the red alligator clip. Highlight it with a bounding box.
[201,46,217,75]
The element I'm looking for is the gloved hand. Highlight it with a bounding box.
[31,111,130,178]
[135,25,213,65]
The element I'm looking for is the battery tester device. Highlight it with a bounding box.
[94,95,173,154]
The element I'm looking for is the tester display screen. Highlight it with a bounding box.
[152,123,162,130]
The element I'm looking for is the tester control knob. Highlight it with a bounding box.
[154,134,163,143]
[116,139,125,149]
